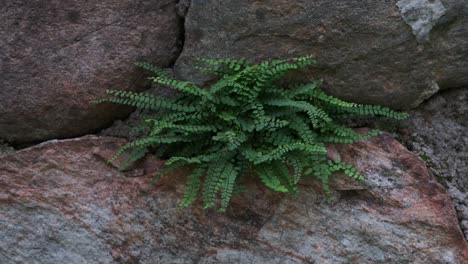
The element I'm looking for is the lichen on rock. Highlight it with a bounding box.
[396,0,447,42]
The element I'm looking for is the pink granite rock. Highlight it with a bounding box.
[0,134,466,263]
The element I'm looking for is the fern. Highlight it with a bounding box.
[93,55,408,211]
[179,167,204,208]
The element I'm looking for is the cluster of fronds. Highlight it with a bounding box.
[93,56,408,211]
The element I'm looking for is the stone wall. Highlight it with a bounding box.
[0,1,467,263]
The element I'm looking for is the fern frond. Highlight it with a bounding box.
[117,147,148,171]
[165,152,219,166]
[146,119,217,136]
[245,143,326,164]
[255,163,288,192]
[212,131,247,150]
[285,155,304,184]
[179,167,205,208]
[135,62,172,78]
[288,115,317,144]
[149,77,208,97]
[202,162,227,208]
[318,124,381,144]
[96,90,197,112]
[196,57,249,76]
[264,99,332,125]
[287,81,321,98]
[218,163,239,211]
[272,162,297,193]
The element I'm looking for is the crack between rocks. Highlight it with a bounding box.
[169,0,191,69]
[413,84,467,107]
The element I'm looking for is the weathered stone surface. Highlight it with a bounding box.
[1,135,466,263]
[0,141,14,157]
[175,0,468,109]
[398,87,468,239]
[0,0,181,144]
[396,0,447,42]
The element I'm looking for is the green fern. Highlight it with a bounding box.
[93,55,408,211]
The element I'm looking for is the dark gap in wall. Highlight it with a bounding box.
[169,0,191,69]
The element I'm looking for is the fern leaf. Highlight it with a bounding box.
[135,62,172,78]
[149,77,208,97]
[219,163,239,211]
[202,162,228,208]
[255,163,288,192]
[100,90,198,112]
[117,147,148,171]
[179,167,205,208]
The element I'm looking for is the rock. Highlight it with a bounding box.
[396,0,447,42]
[398,87,468,239]
[0,0,181,144]
[174,0,468,109]
[175,0,191,18]
[0,140,14,157]
[1,135,467,263]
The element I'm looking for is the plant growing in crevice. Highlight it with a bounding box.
[92,56,408,212]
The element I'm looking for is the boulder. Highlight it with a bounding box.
[0,0,181,144]
[174,0,468,109]
[1,135,467,263]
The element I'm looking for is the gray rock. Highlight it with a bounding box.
[397,0,447,42]
[176,0,191,18]
[0,0,181,144]
[174,0,468,109]
[398,87,468,239]
[0,202,115,264]
[0,140,14,157]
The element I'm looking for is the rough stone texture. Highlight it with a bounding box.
[398,87,468,239]
[175,0,191,18]
[0,0,181,144]
[397,0,447,42]
[434,13,468,90]
[1,135,467,263]
[175,0,468,109]
[0,141,14,157]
